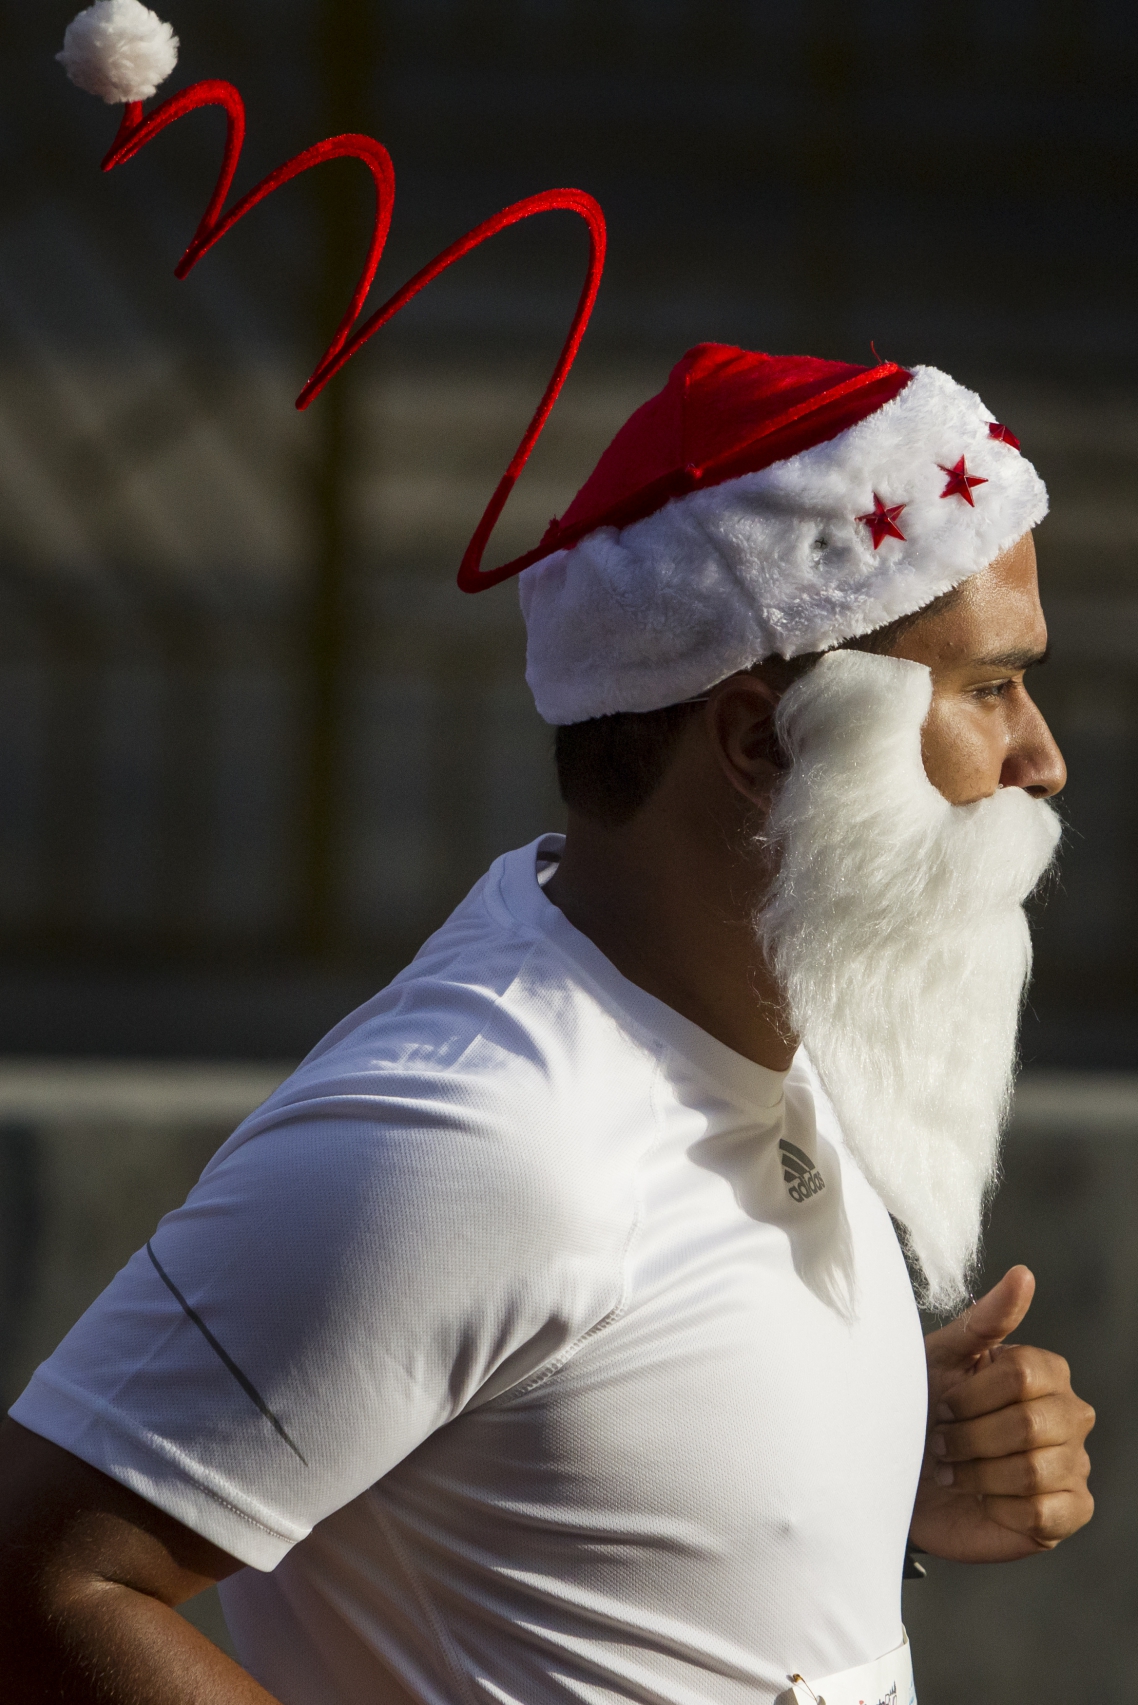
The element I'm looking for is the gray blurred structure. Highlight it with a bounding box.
[0,2,1136,1059]
[0,1061,1132,1702]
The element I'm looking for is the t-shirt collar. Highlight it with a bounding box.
[497,834,788,1113]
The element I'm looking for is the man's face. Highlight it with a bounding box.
[754,564,1064,1308]
[884,532,1066,806]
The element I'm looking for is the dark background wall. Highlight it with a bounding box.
[0,0,1136,1060]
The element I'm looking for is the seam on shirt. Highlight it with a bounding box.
[500,1050,660,1403]
[17,1373,296,1544]
[370,1500,483,1705]
[147,1472,289,1541]
[449,867,668,1092]
[146,1241,308,1465]
[436,936,553,1082]
[227,856,664,1158]
[504,1193,644,1402]
[216,908,554,1152]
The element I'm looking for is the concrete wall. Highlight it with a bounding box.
[1,1062,1133,1699]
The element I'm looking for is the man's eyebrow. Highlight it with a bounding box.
[971,644,1050,671]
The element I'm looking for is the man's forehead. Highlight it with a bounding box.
[929,600,1049,671]
[895,538,1048,669]
[966,545,1046,644]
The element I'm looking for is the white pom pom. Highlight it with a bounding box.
[57,0,179,106]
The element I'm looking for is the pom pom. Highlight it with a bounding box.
[57,0,179,106]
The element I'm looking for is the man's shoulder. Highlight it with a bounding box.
[7,879,645,1551]
[280,845,654,1133]
[296,839,576,1066]
[210,864,656,1242]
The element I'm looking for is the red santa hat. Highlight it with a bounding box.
[55,9,1046,734]
[519,345,1048,724]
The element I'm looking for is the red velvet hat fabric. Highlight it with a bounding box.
[532,345,913,564]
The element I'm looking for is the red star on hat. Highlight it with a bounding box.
[938,455,988,506]
[988,422,1020,450]
[857,493,907,548]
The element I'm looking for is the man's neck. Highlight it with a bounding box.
[543,804,798,1075]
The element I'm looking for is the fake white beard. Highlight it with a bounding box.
[756,649,1061,1312]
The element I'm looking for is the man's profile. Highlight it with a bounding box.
[0,345,1094,1705]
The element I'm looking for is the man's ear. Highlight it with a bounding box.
[703,675,786,807]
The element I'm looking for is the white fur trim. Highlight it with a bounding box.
[58,0,179,106]
[520,365,1048,724]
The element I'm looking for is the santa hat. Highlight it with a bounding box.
[519,345,1048,724]
[55,9,1046,732]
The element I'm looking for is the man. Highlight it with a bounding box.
[0,347,1094,1705]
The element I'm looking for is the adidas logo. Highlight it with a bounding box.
[780,1138,826,1203]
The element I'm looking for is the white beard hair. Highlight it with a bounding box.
[755,649,1062,1313]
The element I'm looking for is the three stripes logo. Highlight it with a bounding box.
[780,1138,826,1204]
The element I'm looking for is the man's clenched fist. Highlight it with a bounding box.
[910,1265,1095,1564]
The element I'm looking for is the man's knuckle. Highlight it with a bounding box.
[1045,1349,1068,1382]
[1004,1348,1037,1399]
[1020,1452,1048,1495]
[1020,1403,1045,1447]
[1025,1492,1058,1535]
[1012,1367,1037,1403]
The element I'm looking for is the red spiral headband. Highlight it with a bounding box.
[66,40,606,592]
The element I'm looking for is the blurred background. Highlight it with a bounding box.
[1,1,1135,1699]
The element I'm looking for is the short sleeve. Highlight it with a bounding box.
[10,1072,628,1569]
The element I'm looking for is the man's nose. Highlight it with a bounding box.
[999,707,1066,798]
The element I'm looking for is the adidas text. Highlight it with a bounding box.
[779,1137,826,1203]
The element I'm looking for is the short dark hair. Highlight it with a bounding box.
[553,653,814,828]
[554,584,966,827]
[554,703,699,829]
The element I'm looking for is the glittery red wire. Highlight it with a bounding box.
[100,86,607,592]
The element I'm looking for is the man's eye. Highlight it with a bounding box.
[972,678,1015,701]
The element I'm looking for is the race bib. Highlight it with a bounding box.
[784,1631,916,1705]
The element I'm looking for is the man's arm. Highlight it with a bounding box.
[910,1267,1095,1564]
[0,1419,280,1705]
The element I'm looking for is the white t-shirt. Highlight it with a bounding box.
[12,835,928,1705]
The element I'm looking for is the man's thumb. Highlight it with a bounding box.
[926,1265,1036,1367]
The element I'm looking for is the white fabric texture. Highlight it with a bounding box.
[12,838,927,1705]
[520,364,1048,723]
[57,0,179,105]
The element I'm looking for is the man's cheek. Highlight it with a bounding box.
[920,703,1000,805]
